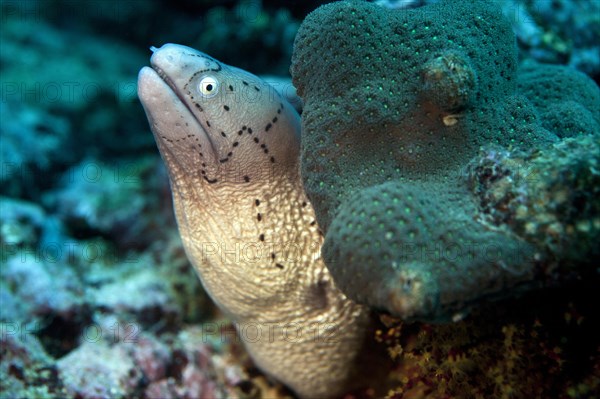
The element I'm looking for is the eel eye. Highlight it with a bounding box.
[198,75,219,98]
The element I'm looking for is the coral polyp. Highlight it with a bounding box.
[421,51,477,112]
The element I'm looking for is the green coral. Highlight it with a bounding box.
[517,62,600,138]
[323,181,536,322]
[291,0,557,231]
[291,0,600,322]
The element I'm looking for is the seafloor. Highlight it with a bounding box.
[1,1,599,398]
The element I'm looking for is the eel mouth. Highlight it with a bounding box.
[150,55,218,162]
[138,67,220,186]
[151,63,189,115]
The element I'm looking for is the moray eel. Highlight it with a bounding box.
[137,44,377,398]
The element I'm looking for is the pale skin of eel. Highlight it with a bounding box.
[137,44,379,398]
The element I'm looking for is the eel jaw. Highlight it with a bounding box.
[137,66,218,179]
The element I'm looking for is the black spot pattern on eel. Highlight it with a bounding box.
[162,127,219,183]
[264,103,284,133]
[176,64,287,184]
[222,122,277,166]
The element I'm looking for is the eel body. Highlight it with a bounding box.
[137,44,374,398]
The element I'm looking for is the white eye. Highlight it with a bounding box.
[198,75,219,98]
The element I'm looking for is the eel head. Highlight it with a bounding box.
[138,43,301,192]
